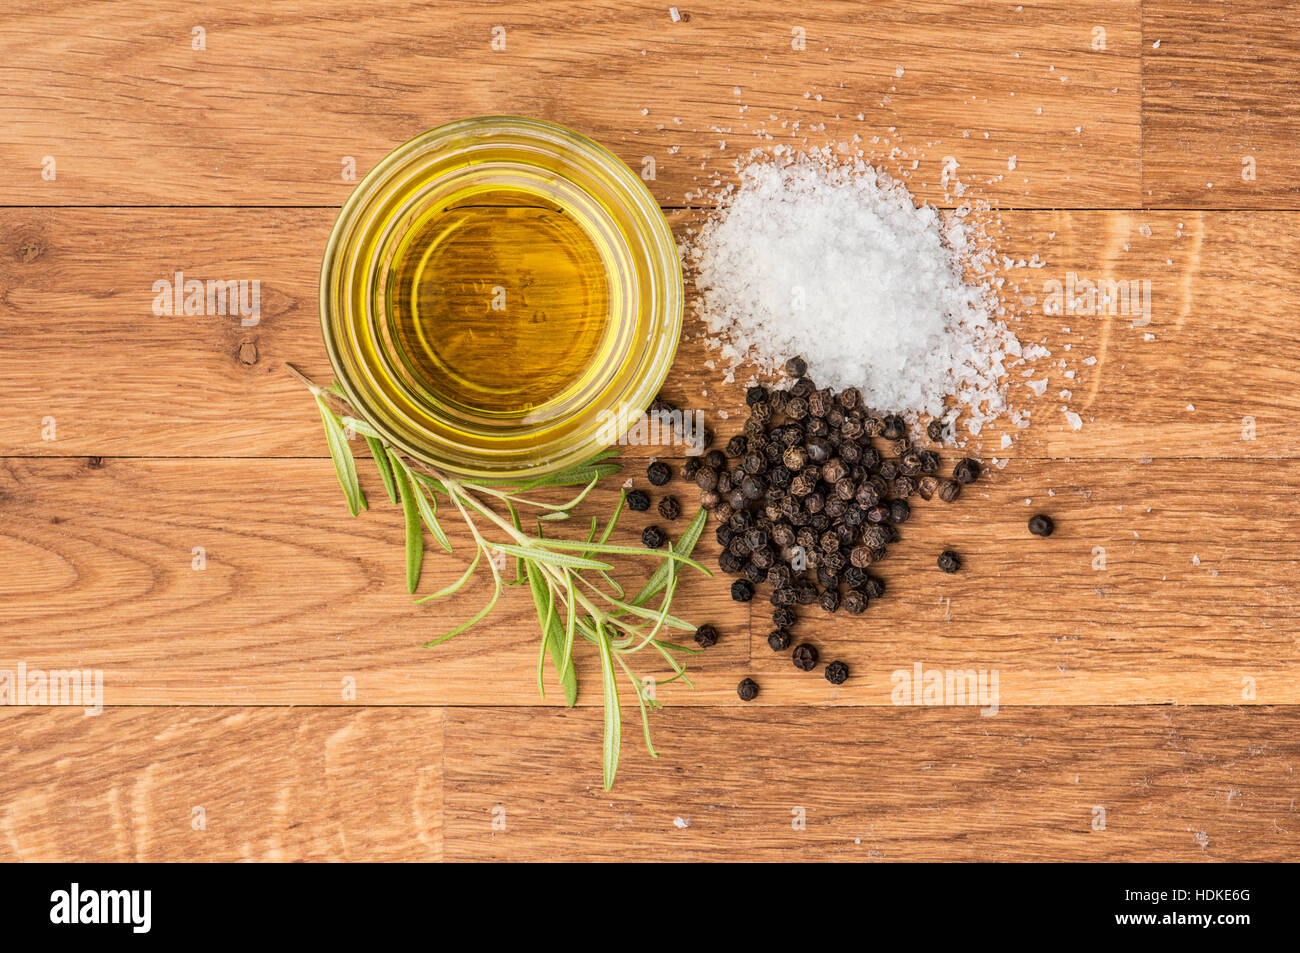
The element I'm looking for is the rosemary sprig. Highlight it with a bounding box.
[289,365,710,789]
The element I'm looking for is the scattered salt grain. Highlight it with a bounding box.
[673,816,691,829]
[1064,409,1083,430]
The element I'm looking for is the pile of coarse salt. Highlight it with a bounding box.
[687,148,1040,441]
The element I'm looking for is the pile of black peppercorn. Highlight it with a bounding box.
[679,355,982,683]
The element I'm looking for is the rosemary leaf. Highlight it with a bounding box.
[366,436,399,505]
[414,546,480,603]
[526,562,577,705]
[596,624,621,791]
[425,562,502,646]
[541,538,710,575]
[491,543,613,572]
[388,448,423,593]
[315,394,367,516]
[631,507,707,607]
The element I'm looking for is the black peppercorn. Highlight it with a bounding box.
[794,581,818,605]
[657,496,681,520]
[819,589,840,612]
[682,456,701,480]
[703,449,726,471]
[843,590,868,614]
[627,489,651,511]
[737,677,760,701]
[889,498,911,524]
[767,628,793,651]
[926,419,945,442]
[937,478,961,503]
[918,475,939,500]
[647,460,671,486]
[725,434,748,457]
[699,489,721,509]
[718,550,744,573]
[785,397,809,420]
[744,561,766,584]
[771,586,797,607]
[953,458,980,484]
[864,575,886,599]
[1029,514,1055,537]
[642,525,667,549]
[938,550,962,573]
[785,355,807,378]
[918,449,940,474]
[773,606,798,629]
[745,384,768,405]
[882,414,906,440]
[792,643,819,671]
[694,624,719,648]
[825,660,849,685]
[731,579,755,602]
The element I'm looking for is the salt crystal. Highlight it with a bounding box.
[1028,378,1048,396]
[1064,409,1083,430]
[673,816,691,829]
[669,6,681,21]
[687,152,1024,437]
[1192,554,1200,566]
[1008,155,1017,171]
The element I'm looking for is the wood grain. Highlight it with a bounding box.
[1143,1,1300,208]
[4,208,1299,459]
[0,708,443,861]
[0,0,1139,209]
[3,456,1296,705]
[442,706,1300,861]
[1,0,1296,863]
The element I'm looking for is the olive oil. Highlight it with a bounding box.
[387,191,611,417]
[321,118,682,479]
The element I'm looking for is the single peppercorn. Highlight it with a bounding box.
[647,460,671,486]
[725,434,748,457]
[889,498,911,524]
[658,496,681,520]
[767,628,793,651]
[681,456,701,480]
[773,606,798,629]
[784,355,807,378]
[918,475,939,501]
[792,643,819,671]
[843,590,868,614]
[745,385,768,406]
[926,419,945,442]
[825,660,850,685]
[626,489,651,511]
[864,575,886,599]
[731,579,755,602]
[642,525,667,549]
[819,589,840,612]
[737,677,760,702]
[952,458,980,485]
[937,478,961,503]
[694,624,719,648]
[1029,514,1055,537]
[938,550,961,573]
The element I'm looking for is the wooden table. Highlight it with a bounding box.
[2,1,1297,862]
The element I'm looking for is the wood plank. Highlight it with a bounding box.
[0,708,443,861]
[3,457,1296,705]
[1142,0,1300,208]
[442,706,1300,860]
[0,1,1139,209]
[3,208,1297,459]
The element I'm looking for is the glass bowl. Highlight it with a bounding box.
[319,116,682,481]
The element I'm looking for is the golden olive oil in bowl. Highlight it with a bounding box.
[321,117,682,480]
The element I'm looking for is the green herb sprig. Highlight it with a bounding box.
[289,365,709,788]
